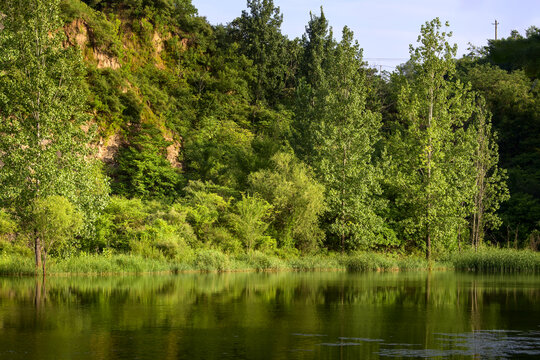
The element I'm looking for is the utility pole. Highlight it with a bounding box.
[492,20,499,40]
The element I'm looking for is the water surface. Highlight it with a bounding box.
[0,272,538,359]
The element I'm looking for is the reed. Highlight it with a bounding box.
[452,248,540,273]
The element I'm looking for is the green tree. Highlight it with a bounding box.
[0,209,17,242]
[112,123,184,202]
[487,26,540,79]
[470,100,509,250]
[457,63,539,247]
[227,194,273,252]
[0,0,108,267]
[293,8,335,161]
[390,19,478,259]
[309,27,385,251]
[249,152,325,252]
[32,196,82,275]
[229,0,288,104]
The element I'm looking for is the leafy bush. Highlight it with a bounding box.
[206,226,242,255]
[112,123,184,201]
[192,249,229,272]
[32,195,83,259]
[182,181,231,239]
[249,152,325,252]
[227,195,273,251]
[236,251,285,271]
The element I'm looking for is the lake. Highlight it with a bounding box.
[0,272,538,359]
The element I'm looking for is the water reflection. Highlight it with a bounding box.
[0,272,538,359]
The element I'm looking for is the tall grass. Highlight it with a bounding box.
[1,247,537,275]
[452,248,540,273]
[289,254,344,271]
[0,254,36,275]
[344,252,436,272]
[49,253,177,274]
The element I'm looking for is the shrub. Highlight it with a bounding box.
[192,249,229,272]
[206,226,242,255]
[249,152,325,252]
[236,251,285,271]
[227,194,273,251]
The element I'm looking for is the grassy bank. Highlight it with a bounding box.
[451,248,540,273]
[0,250,434,276]
[0,248,538,276]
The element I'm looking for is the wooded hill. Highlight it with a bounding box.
[0,0,538,267]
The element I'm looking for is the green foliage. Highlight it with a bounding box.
[0,0,532,262]
[184,119,255,189]
[289,254,343,271]
[60,0,123,57]
[345,252,431,272]
[50,253,177,273]
[94,197,196,260]
[229,0,289,104]
[487,26,540,79]
[0,254,36,275]
[32,196,83,258]
[293,8,334,160]
[297,25,386,251]
[182,181,231,240]
[236,251,285,271]
[0,0,109,264]
[458,63,540,245]
[227,194,274,252]
[192,249,229,272]
[112,123,184,201]
[0,210,17,240]
[249,152,325,251]
[386,18,483,259]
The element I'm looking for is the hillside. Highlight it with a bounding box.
[0,0,538,269]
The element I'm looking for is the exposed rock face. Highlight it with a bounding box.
[64,18,88,48]
[152,31,164,54]
[64,19,120,69]
[97,133,124,165]
[164,135,182,169]
[63,18,185,169]
[94,51,120,69]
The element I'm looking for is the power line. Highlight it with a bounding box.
[364,57,408,61]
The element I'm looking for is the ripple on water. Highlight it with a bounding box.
[291,333,328,337]
[378,330,540,358]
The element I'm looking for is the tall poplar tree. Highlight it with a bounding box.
[390,19,478,259]
[293,8,334,162]
[307,27,385,251]
[229,0,288,104]
[0,0,108,268]
[470,100,509,250]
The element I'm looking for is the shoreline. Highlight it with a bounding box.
[0,247,537,276]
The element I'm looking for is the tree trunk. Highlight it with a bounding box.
[341,144,347,253]
[41,250,47,278]
[472,212,477,251]
[426,228,431,261]
[426,80,433,261]
[457,225,462,253]
[34,234,42,271]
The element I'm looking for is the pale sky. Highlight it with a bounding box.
[191,0,540,71]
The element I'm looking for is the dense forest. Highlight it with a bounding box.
[0,0,539,271]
